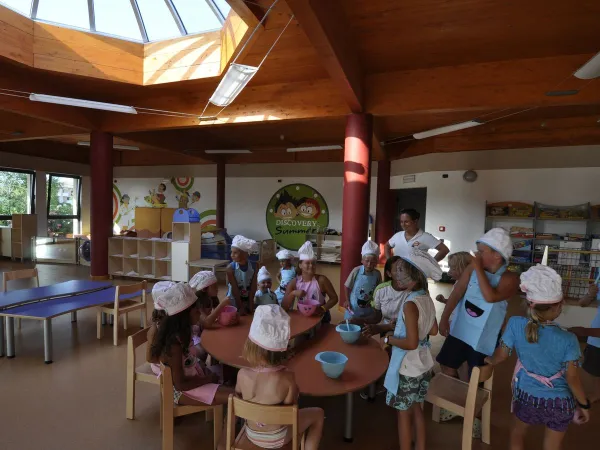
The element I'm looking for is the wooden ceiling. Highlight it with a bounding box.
[0,0,599,166]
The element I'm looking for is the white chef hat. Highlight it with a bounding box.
[476,228,513,261]
[401,249,443,281]
[361,239,380,257]
[188,271,217,291]
[232,235,258,254]
[520,265,563,304]
[152,281,176,310]
[276,249,294,260]
[298,241,316,261]
[257,266,272,283]
[249,305,290,351]
[154,283,197,316]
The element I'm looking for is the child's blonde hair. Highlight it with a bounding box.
[243,339,288,367]
[525,302,560,343]
[448,251,473,274]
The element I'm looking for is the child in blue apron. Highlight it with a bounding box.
[569,268,600,404]
[227,235,257,315]
[481,265,590,449]
[344,240,382,320]
[275,249,296,305]
[437,228,520,375]
[254,266,278,306]
[383,249,442,450]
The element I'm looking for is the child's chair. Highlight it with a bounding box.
[425,366,493,450]
[3,267,39,329]
[161,365,223,450]
[225,395,306,450]
[126,327,160,420]
[97,280,147,346]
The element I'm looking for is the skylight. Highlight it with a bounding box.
[0,0,232,42]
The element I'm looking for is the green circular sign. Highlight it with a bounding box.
[266,184,329,251]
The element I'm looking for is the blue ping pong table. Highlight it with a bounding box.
[0,284,146,363]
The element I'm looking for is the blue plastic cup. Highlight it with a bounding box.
[315,351,348,379]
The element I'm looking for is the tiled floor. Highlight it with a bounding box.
[0,260,598,450]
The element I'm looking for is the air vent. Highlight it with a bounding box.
[403,175,416,184]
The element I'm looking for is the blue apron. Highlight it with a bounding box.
[588,272,600,348]
[450,265,508,356]
[226,262,255,308]
[384,290,429,394]
[276,268,296,304]
[344,266,379,319]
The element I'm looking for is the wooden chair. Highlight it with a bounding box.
[426,366,493,450]
[126,327,161,420]
[97,280,147,346]
[3,267,39,329]
[225,395,306,450]
[161,365,223,450]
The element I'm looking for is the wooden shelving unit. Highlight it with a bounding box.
[109,237,173,281]
[306,233,342,264]
[10,214,37,262]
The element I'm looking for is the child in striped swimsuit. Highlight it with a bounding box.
[235,305,324,449]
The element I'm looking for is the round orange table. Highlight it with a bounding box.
[202,318,389,442]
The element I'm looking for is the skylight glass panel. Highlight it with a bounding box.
[136,0,181,41]
[94,0,142,41]
[212,0,231,19]
[37,0,89,29]
[172,0,222,33]
[0,0,32,16]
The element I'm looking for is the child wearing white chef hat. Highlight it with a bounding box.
[227,235,258,314]
[344,240,382,320]
[275,249,296,305]
[147,281,176,375]
[236,305,325,450]
[254,266,278,306]
[482,265,590,447]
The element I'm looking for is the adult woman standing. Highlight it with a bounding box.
[282,241,338,323]
[384,209,449,262]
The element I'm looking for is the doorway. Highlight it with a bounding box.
[394,188,427,233]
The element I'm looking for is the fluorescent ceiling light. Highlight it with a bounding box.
[574,51,600,79]
[413,120,483,140]
[77,141,139,151]
[209,64,258,107]
[286,145,343,152]
[204,149,252,154]
[30,94,137,114]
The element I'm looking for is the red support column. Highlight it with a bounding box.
[340,114,372,307]
[90,131,113,279]
[375,159,394,263]
[216,160,226,229]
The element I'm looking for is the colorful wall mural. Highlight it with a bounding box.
[112,177,216,234]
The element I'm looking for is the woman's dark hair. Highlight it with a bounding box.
[195,290,219,309]
[399,208,420,221]
[158,183,166,191]
[151,309,167,324]
[397,258,428,292]
[151,305,193,359]
[384,256,401,282]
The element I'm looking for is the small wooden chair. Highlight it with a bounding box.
[426,366,493,450]
[126,327,161,420]
[161,365,223,450]
[226,395,306,450]
[97,280,147,346]
[3,267,39,329]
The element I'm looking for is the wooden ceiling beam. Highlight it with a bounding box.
[225,0,264,28]
[286,0,364,113]
[0,140,90,164]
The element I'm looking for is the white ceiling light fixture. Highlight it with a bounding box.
[204,149,252,154]
[286,145,343,152]
[413,120,483,140]
[209,64,259,107]
[574,51,600,79]
[77,141,139,151]
[30,94,137,114]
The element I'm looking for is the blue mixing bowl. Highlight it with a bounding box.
[336,323,362,344]
[315,351,348,379]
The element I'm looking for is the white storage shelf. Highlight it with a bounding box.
[109,237,171,281]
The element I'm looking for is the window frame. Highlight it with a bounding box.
[0,167,36,222]
[46,172,82,221]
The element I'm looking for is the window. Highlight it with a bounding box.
[46,174,81,236]
[36,0,90,29]
[172,0,222,34]
[0,168,35,227]
[94,0,143,41]
[136,0,181,41]
[0,0,32,15]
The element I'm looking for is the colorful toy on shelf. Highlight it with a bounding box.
[172,208,200,223]
[513,240,532,251]
[510,204,534,217]
[488,205,509,216]
[510,226,534,238]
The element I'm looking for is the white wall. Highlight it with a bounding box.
[391,167,600,254]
